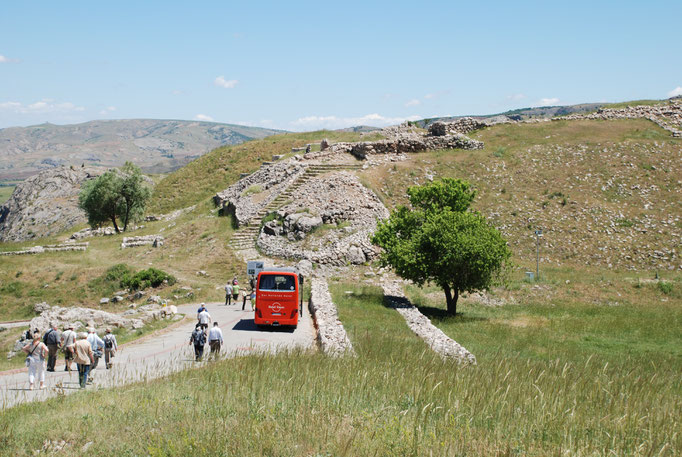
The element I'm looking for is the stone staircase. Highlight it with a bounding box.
[228,163,364,251]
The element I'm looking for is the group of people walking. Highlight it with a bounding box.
[190,303,223,361]
[225,276,255,310]
[21,324,118,390]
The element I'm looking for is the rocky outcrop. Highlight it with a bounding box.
[8,302,177,358]
[308,277,354,356]
[256,172,389,266]
[0,166,108,242]
[382,280,476,364]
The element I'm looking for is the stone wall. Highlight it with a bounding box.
[428,117,488,136]
[121,235,164,248]
[382,280,476,364]
[0,242,89,256]
[256,172,388,266]
[328,133,483,160]
[214,160,307,227]
[308,277,354,356]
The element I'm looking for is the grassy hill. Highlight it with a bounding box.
[0,114,680,455]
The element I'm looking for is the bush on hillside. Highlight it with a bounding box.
[121,268,176,291]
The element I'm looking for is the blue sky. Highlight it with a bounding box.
[1,0,680,130]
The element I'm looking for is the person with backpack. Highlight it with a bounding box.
[87,328,105,371]
[22,333,48,390]
[42,323,61,372]
[102,328,118,369]
[189,324,206,361]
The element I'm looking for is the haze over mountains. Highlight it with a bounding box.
[0,119,281,180]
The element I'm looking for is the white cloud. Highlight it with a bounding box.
[99,106,116,115]
[405,99,421,107]
[668,86,682,97]
[214,76,238,89]
[0,99,85,114]
[195,114,214,122]
[0,55,7,63]
[423,90,450,100]
[506,93,526,101]
[171,90,183,96]
[538,97,560,106]
[290,113,421,131]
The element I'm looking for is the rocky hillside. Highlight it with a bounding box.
[0,119,281,180]
[0,166,109,242]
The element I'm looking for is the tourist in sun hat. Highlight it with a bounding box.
[73,332,94,388]
[22,333,48,390]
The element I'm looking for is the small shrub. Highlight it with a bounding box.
[15,271,22,278]
[657,281,673,295]
[615,218,634,228]
[0,281,24,298]
[493,147,506,158]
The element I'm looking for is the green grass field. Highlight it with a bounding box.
[0,184,16,204]
[0,276,678,456]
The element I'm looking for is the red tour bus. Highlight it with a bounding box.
[254,268,303,327]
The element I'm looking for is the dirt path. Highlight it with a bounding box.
[0,301,315,409]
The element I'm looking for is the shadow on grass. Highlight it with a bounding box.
[412,305,489,324]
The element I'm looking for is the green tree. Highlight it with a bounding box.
[372,178,511,315]
[119,162,152,231]
[78,163,151,233]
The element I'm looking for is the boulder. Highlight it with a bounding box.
[34,302,51,313]
[100,298,110,305]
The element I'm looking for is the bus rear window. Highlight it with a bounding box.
[258,274,296,291]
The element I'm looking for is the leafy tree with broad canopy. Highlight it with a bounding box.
[372,178,511,315]
[78,162,151,233]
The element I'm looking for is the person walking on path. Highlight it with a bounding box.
[189,324,206,361]
[102,328,118,369]
[60,325,76,372]
[197,303,207,314]
[22,334,48,390]
[87,328,105,371]
[208,322,223,359]
[225,283,233,305]
[73,332,94,389]
[42,323,61,372]
[198,307,211,331]
[232,282,240,305]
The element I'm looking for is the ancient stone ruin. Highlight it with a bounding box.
[121,235,164,248]
[0,242,89,256]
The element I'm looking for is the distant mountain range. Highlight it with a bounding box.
[0,119,282,180]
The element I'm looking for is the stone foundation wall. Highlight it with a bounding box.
[309,277,354,356]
